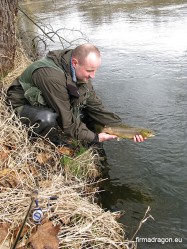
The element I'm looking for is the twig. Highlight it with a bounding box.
[131,206,154,241]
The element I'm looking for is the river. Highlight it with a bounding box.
[18,1,187,248]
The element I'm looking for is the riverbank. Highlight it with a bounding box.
[0,44,136,249]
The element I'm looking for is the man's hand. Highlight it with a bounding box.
[133,135,146,142]
[98,133,117,142]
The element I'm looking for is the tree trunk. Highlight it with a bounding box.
[0,0,18,77]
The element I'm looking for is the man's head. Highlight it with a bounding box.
[72,43,101,83]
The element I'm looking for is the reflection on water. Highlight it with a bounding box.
[19,1,187,248]
[19,0,187,55]
[100,180,154,205]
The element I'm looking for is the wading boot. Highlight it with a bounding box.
[19,105,69,146]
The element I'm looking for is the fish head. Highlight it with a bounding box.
[140,129,155,138]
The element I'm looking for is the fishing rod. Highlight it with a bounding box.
[11,190,58,249]
[11,190,38,249]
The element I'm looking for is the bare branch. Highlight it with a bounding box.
[17,6,55,43]
[131,206,154,241]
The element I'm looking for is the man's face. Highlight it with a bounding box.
[72,52,101,83]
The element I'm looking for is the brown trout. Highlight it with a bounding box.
[102,124,155,139]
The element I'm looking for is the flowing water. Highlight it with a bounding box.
[19,1,187,248]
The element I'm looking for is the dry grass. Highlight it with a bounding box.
[0,43,137,248]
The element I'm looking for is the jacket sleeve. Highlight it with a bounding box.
[85,84,122,126]
[32,67,96,142]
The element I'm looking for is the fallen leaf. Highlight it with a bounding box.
[57,146,74,156]
[28,221,60,249]
[36,153,52,164]
[0,223,9,244]
[13,224,30,239]
[0,169,19,188]
[0,151,9,161]
[0,145,10,166]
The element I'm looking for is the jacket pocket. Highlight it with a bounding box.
[24,86,47,106]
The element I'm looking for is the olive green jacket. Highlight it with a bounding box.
[7,49,121,142]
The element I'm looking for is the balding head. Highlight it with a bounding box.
[71,44,101,83]
[72,43,100,65]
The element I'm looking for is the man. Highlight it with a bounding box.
[6,43,144,146]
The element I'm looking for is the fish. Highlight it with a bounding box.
[101,124,155,139]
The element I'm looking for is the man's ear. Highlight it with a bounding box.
[72,58,78,67]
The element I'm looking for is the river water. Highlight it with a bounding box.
[19,1,187,248]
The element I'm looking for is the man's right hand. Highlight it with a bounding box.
[98,133,117,142]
